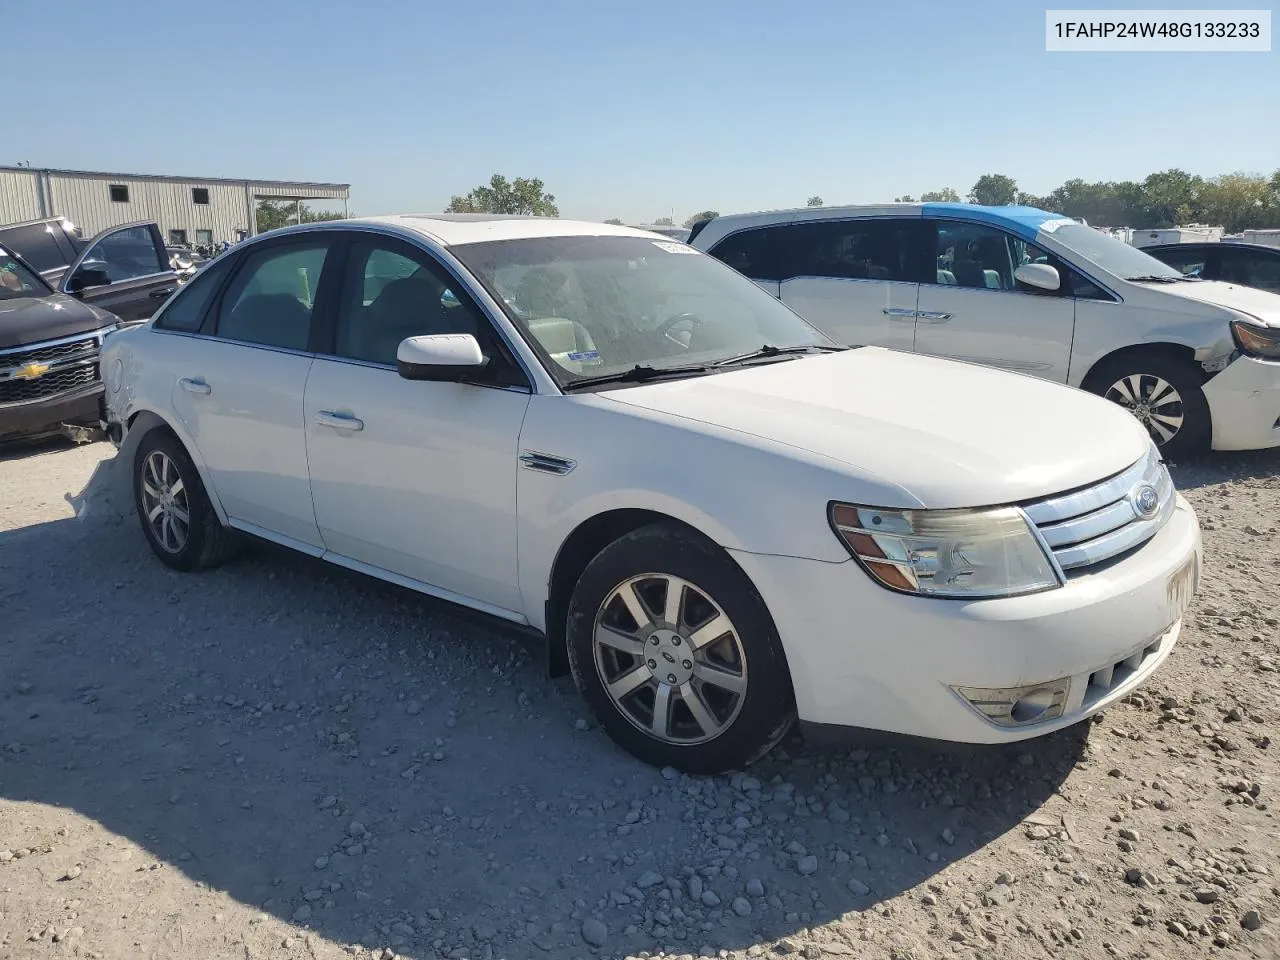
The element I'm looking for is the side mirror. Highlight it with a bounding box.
[1014,263,1061,292]
[396,333,488,382]
[66,265,112,294]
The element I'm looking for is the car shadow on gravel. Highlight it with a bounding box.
[0,452,1093,957]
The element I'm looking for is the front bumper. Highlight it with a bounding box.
[0,383,104,442]
[730,494,1201,744]
[1204,354,1280,451]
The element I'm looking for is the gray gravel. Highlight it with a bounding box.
[1,438,1278,960]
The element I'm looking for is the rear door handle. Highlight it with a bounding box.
[178,377,211,395]
[916,311,953,322]
[882,307,918,319]
[316,411,364,432]
[150,287,177,300]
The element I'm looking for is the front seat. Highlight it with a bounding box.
[359,278,456,364]
[222,294,312,350]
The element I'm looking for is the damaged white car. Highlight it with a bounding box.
[101,216,1201,773]
[691,204,1280,458]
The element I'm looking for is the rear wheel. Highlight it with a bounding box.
[566,522,795,773]
[133,428,239,571]
[1083,353,1211,459]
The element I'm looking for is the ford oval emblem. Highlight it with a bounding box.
[1130,484,1160,520]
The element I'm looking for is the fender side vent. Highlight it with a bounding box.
[519,451,576,475]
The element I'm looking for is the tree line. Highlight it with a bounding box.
[893,169,1280,232]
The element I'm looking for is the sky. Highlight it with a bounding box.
[8,0,1278,223]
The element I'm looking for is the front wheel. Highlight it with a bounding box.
[1083,354,1211,459]
[566,523,795,774]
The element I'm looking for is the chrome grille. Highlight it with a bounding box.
[0,332,103,405]
[1023,447,1174,574]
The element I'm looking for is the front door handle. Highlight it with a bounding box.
[316,411,364,432]
[916,311,954,323]
[882,307,918,319]
[178,377,211,395]
[150,287,177,300]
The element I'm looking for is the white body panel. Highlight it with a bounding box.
[780,278,917,351]
[100,214,1207,748]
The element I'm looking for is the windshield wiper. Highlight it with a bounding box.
[562,363,710,391]
[714,343,848,366]
[1125,274,1198,283]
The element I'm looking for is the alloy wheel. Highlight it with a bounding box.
[1105,373,1185,445]
[593,573,748,745]
[139,449,191,554]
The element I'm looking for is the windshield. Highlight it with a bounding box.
[450,235,831,383]
[1047,223,1185,281]
[0,247,50,300]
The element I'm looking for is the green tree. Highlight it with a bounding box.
[968,174,1018,206]
[806,195,824,207]
[603,218,624,225]
[652,217,674,226]
[446,174,558,216]
[255,199,345,234]
[1139,169,1204,227]
[919,187,961,202]
[1200,173,1271,232]
[683,210,719,228]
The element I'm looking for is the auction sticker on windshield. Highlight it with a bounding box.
[651,241,697,254]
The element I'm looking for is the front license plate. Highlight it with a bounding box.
[1167,554,1198,624]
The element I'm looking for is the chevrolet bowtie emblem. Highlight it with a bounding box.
[14,362,50,381]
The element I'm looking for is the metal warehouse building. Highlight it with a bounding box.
[0,165,349,247]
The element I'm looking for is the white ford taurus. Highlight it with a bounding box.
[100,215,1203,773]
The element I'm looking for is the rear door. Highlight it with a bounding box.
[912,219,1075,382]
[61,223,178,321]
[779,218,922,351]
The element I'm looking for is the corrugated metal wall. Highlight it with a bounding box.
[46,174,253,243]
[0,169,42,223]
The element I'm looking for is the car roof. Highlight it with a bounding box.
[689,203,1069,246]
[331,214,665,247]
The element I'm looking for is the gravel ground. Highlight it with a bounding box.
[1,438,1277,960]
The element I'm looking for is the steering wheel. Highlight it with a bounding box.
[656,312,704,350]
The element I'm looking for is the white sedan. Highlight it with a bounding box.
[101,215,1202,773]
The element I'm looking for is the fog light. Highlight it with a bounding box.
[953,679,1070,727]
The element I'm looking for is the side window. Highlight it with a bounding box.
[154,256,236,332]
[1151,247,1208,278]
[333,240,488,366]
[0,223,68,273]
[707,226,794,282]
[82,226,166,282]
[1220,250,1280,292]
[929,221,1027,290]
[788,219,917,282]
[214,243,329,351]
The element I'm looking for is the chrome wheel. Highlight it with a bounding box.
[139,450,190,554]
[593,573,748,745]
[1105,374,1185,445]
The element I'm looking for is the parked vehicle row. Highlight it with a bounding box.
[0,219,181,442]
[100,215,1202,772]
[690,204,1280,457]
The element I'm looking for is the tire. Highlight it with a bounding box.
[566,522,795,774]
[1082,353,1211,460]
[132,427,239,571]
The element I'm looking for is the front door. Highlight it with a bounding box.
[62,224,178,321]
[778,218,922,351]
[169,237,334,548]
[913,220,1075,382]
[304,235,530,614]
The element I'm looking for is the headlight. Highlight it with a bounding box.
[829,503,1062,599]
[1230,320,1280,359]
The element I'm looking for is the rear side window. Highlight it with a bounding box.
[154,257,236,332]
[788,219,918,282]
[214,243,329,351]
[707,226,794,282]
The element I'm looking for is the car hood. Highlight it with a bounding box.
[0,293,116,350]
[1151,279,1280,326]
[601,348,1152,509]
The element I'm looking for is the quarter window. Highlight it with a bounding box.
[154,255,237,332]
[215,243,328,351]
[333,241,486,365]
[707,226,795,282]
[81,226,165,282]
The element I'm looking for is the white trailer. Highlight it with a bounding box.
[1131,225,1224,248]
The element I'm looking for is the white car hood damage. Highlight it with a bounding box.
[1154,279,1280,327]
[602,348,1152,509]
